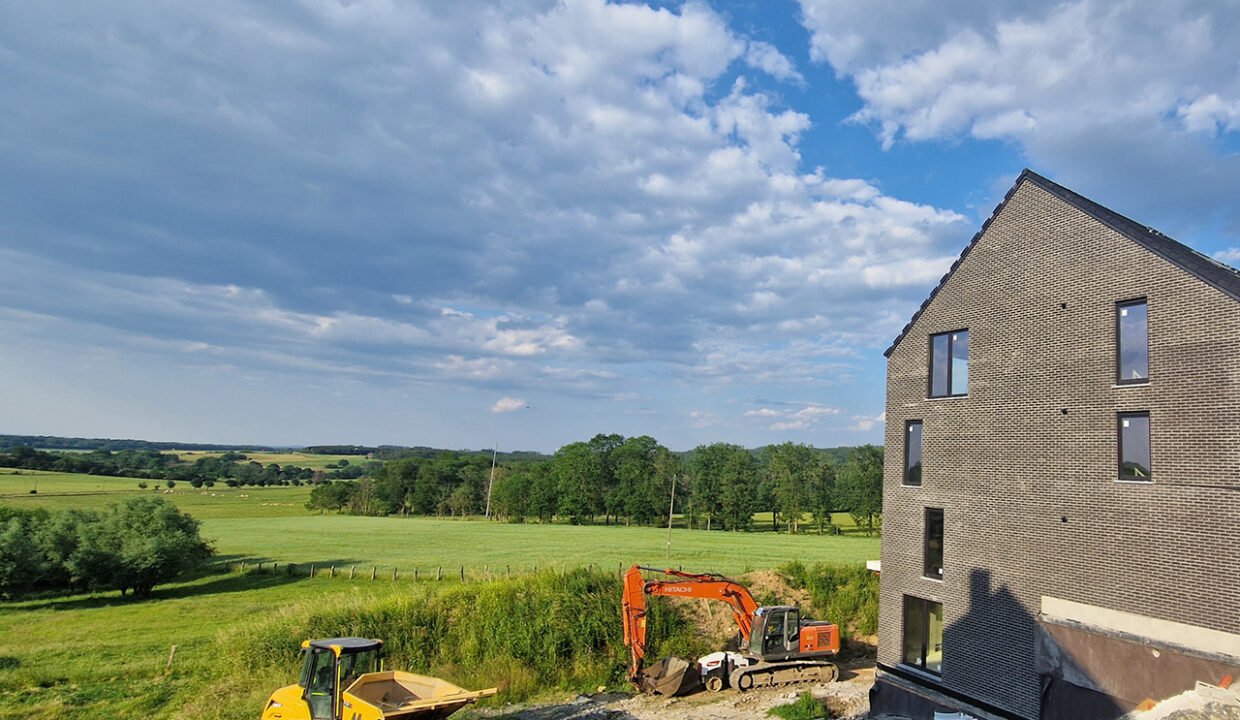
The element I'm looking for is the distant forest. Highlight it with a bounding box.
[0,434,882,534]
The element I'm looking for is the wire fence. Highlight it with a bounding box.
[224,560,644,583]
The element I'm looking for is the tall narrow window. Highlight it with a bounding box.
[902,596,944,674]
[924,508,943,579]
[905,421,923,486]
[929,330,969,397]
[1119,412,1151,480]
[1117,300,1148,383]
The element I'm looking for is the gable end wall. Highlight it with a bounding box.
[879,180,1240,718]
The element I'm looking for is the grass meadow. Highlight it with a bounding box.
[0,463,881,719]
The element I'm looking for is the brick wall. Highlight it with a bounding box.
[878,179,1240,719]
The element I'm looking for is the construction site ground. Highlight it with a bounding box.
[485,658,876,720]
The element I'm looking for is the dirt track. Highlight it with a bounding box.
[490,659,875,720]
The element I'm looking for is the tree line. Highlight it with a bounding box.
[0,447,375,487]
[0,498,213,599]
[306,435,883,535]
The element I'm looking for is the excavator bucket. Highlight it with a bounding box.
[638,656,702,697]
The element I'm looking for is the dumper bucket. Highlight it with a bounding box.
[344,671,497,720]
[638,656,702,697]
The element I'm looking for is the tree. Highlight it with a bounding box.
[718,445,758,531]
[809,458,837,534]
[838,445,884,536]
[552,442,603,524]
[73,497,213,597]
[689,444,730,530]
[306,481,355,513]
[0,518,43,599]
[766,442,817,534]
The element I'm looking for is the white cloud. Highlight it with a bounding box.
[744,40,804,84]
[491,397,527,414]
[800,0,1240,229]
[748,403,843,432]
[1214,248,1240,265]
[849,411,886,432]
[0,0,984,447]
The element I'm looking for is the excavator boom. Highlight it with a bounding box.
[622,565,761,688]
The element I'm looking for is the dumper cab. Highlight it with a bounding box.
[262,638,383,720]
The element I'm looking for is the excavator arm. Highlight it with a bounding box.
[621,565,760,684]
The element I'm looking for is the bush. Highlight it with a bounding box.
[0,498,212,598]
[218,568,705,704]
[779,561,879,638]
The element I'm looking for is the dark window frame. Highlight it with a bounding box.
[902,595,943,676]
[928,329,969,398]
[1115,298,1149,385]
[1117,411,1152,481]
[904,420,923,486]
[923,508,943,579]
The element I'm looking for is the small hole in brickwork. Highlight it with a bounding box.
[1060,303,1067,309]
[1061,516,1068,523]
[1061,408,1069,415]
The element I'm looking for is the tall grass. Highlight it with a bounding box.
[188,568,708,719]
[778,561,879,638]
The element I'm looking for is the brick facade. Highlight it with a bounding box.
[876,172,1240,719]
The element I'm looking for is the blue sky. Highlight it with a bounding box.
[2,0,1238,452]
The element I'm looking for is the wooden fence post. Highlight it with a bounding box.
[350,565,355,580]
[460,566,465,582]
[240,561,246,573]
[392,567,397,581]
[436,566,442,581]
[309,564,315,578]
[330,565,335,579]
[414,568,419,581]
[371,566,376,581]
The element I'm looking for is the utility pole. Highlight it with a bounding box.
[484,443,498,519]
[665,474,676,560]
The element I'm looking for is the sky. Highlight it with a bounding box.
[2,0,1238,453]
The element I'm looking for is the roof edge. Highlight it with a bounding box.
[883,170,1240,358]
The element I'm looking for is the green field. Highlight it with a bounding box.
[0,469,880,719]
[169,450,367,469]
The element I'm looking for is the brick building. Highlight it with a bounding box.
[869,170,1240,720]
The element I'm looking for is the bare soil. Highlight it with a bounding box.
[488,659,876,720]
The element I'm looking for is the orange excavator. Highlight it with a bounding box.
[622,565,840,695]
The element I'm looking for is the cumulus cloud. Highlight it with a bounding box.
[491,397,527,414]
[0,0,978,447]
[799,0,1240,231]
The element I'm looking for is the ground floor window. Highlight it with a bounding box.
[902,595,943,674]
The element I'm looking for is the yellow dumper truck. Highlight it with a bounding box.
[261,638,497,720]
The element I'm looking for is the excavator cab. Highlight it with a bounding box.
[751,606,800,661]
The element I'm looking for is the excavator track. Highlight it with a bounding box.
[731,660,839,691]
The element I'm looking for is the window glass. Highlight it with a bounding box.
[905,421,923,486]
[1117,301,1148,382]
[901,596,925,668]
[924,508,943,579]
[951,331,969,392]
[1119,413,1151,479]
[902,596,943,675]
[925,601,944,674]
[929,331,968,397]
[930,334,950,397]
